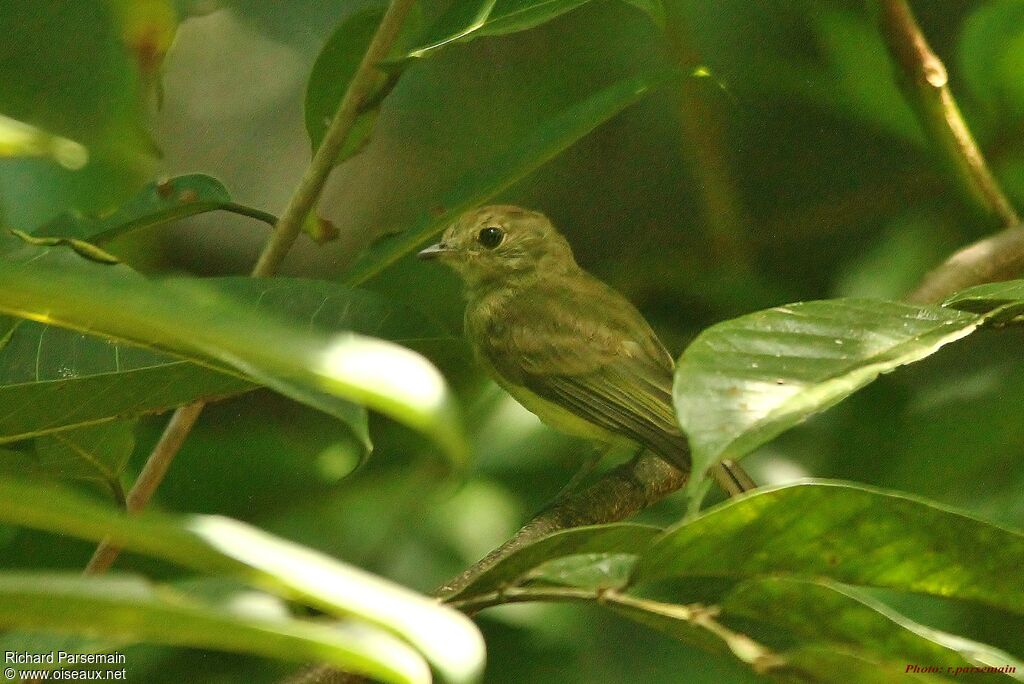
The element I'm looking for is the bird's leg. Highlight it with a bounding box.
[711,459,757,497]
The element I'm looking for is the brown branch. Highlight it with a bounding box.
[438,452,686,599]
[907,223,1024,303]
[81,0,418,576]
[876,0,1018,228]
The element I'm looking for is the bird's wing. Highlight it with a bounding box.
[475,276,688,463]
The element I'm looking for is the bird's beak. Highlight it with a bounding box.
[418,242,451,260]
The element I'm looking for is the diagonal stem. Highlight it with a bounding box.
[82,0,418,576]
[875,0,1018,228]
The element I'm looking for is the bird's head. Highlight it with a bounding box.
[418,205,577,289]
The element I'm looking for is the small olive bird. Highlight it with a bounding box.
[418,206,754,496]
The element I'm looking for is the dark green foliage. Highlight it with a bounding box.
[1,1,1023,683]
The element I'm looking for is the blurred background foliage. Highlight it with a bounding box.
[2,0,1024,681]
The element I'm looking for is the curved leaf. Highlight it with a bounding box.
[632,481,1024,615]
[0,240,466,464]
[0,573,430,684]
[443,523,661,601]
[673,299,984,494]
[344,69,677,285]
[405,0,663,60]
[34,174,276,244]
[0,477,485,684]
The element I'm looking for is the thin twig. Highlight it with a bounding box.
[84,401,204,574]
[81,0,417,575]
[876,0,1019,228]
[252,0,416,276]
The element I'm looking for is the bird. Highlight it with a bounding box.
[418,205,754,497]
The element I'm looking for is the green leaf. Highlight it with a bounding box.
[405,0,663,60]
[602,579,1016,681]
[0,276,443,451]
[0,573,431,684]
[34,174,276,244]
[0,319,256,444]
[632,482,1024,616]
[0,240,466,464]
[304,7,385,155]
[443,523,660,600]
[344,69,676,285]
[942,279,1024,313]
[523,552,640,591]
[0,114,88,170]
[0,477,485,684]
[36,420,136,495]
[721,578,1022,678]
[673,299,984,494]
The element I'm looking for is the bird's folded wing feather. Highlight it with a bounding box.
[477,278,688,461]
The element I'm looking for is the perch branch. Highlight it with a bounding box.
[82,0,417,575]
[876,0,1018,228]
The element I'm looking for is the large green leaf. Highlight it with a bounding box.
[0,274,447,458]
[33,174,276,244]
[632,482,1024,615]
[405,0,663,60]
[0,477,485,684]
[607,581,1010,682]
[0,240,466,463]
[0,573,431,684]
[344,69,676,285]
[443,523,661,600]
[673,299,985,494]
[721,578,1022,679]
[0,319,257,443]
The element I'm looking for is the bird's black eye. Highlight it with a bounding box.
[477,226,504,249]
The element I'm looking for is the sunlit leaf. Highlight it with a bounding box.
[344,69,676,285]
[0,572,431,684]
[0,274,446,459]
[632,482,1024,615]
[673,299,984,494]
[0,477,486,684]
[0,114,88,170]
[0,239,466,463]
[34,174,276,244]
